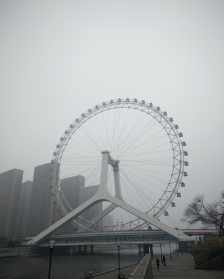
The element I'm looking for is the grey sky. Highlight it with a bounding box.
[1,0,224,225]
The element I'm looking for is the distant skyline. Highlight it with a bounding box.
[1,0,224,226]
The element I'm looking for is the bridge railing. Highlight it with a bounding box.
[128,254,153,279]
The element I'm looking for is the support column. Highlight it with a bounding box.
[138,244,142,256]
[113,160,122,199]
[99,151,110,190]
[69,246,74,256]
[83,245,87,254]
[169,241,172,259]
[149,244,154,258]
[159,243,163,260]
[143,244,150,255]
[90,245,94,254]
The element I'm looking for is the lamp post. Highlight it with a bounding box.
[169,240,172,259]
[218,213,224,236]
[217,194,224,236]
[159,243,163,260]
[48,240,55,279]
[117,245,121,279]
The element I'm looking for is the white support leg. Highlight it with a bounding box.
[59,191,94,232]
[27,193,105,245]
[98,151,110,192]
[28,151,191,245]
[113,160,123,200]
[107,196,191,241]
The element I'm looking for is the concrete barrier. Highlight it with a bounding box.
[128,254,153,279]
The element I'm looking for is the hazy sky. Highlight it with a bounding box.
[1,0,224,225]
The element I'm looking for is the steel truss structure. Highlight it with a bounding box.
[28,98,189,245]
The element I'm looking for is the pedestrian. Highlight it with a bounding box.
[161,255,164,265]
[162,255,166,266]
[156,258,160,271]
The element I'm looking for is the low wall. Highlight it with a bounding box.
[128,254,153,279]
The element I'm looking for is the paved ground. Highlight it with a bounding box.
[92,265,135,279]
[152,254,224,279]
[79,253,224,279]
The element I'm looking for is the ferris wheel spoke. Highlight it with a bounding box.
[118,138,168,158]
[123,175,163,202]
[79,126,105,152]
[124,149,171,158]
[62,156,97,163]
[117,117,164,155]
[63,152,97,159]
[114,112,145,155]
[121,185,156,212]
[114,109,131,154]
[113,109,122,154]
[119,135,170,157]
[62,156,97,165]
[102,110,113,152]
[120,168,157,205]
[121,160,170,167]
[129,165,169,180]
[122,166,169,192]
[121,162,171,173]
[120,172,151,211]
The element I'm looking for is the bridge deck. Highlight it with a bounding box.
[152,254,224,279]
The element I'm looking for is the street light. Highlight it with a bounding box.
[48,240,55,279]
[217,195,224,236]
[159,243,163,261]
[117,245,121,279]
[169,241,172,259]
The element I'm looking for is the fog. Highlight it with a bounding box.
[0,0,224,226]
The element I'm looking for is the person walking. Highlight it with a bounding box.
[162,255,166,266]
[156,258,160,271]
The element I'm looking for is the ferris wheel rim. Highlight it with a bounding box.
[51,98,188,221]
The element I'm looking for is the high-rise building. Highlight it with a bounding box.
[28,162,59,236]
[59,175,85,232]
[0,169,23,240]
[61,175,85,209]
[17,181,32,238]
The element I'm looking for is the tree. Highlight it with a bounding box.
[183,192,224,236]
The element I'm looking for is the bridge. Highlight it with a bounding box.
[28,150,191,246]
[27,100,193,247]
[22,100,221,279]
[32,228,216,247]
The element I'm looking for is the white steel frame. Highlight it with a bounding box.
[28,151,190,245]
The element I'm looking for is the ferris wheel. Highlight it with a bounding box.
[50,98,188,231]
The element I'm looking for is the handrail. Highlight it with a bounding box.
[128,254,153,279]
